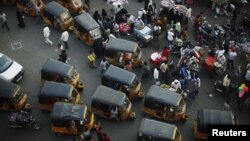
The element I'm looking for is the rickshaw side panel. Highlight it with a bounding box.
[193,119,208,140]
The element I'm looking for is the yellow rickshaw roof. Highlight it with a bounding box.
[103,65,136,86]
[146,85,182,107]
[39,81,73,98]
[44,1,68,16]
[74,12,100,31]
[197,109,236,133]
[139,118,177,140]
[92,85,127,107]
[0,78,20,99]
[41,58,73,77]
[106,38,138,53]
[51,102,87,121]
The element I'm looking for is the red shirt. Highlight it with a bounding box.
[162,48,170,58]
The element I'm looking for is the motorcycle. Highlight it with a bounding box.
[8,111,42,130]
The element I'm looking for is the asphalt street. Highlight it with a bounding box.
[0,0,250,141]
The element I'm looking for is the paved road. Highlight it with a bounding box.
[0,0,250,141]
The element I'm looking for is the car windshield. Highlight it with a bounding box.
[0,54,13,73]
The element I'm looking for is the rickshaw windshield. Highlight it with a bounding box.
[174,131,181,141]
[89,27,101,39]
[64,69,76,83]
[121,98,130,112]
[12,91,24,104]
[60,11,71,22]
[71,89,78,102]
[134,48,141,58]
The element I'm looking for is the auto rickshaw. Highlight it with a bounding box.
[101,65,143,100]
[143,85,187,122]
[73,12,102,46]
[91,85,136,121]
[137,118,182,141]
[193,109,237,140]
[57,0,84,15]
[42,1,73,30]
[104,38,143,67]
[38,81,81,111]
[51,102,98,136]
[16,0,44,16]
[0,78,31,111]
[41,58,84,91]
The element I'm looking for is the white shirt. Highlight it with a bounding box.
[60,31,69,42]
[186,8,192,18]
[228,51,237,60]
[153,68,159,79]
[43,26,50,38]
[0,13,7,22]
[138,9,146,19]
[175,22,181,33]
[171,80,181,91]
[167,31,174,41]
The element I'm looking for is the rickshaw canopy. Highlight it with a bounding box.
[103,65,136,87]
[146,85,182,107]
[41,58,74,78]
[106,38,138,53]
[44,1,67,16]
[39,81,73,98]
[197,109,236,133]
[92,85,127,107]
[51,102,87,121]
[74,12,100,31]
[0,78,20,99]
[139,118,176,140]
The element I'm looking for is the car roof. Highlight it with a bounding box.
[197,109,235,133]
[74,12,100,31]
[106,38,138,53]
[92,85,127,107]
[44,1,67,16]
[103,65,136,86]
[0,78,20,98]
[145,85,182,107]
[39,81,73,98]
[139,118,176,140]
[41,58,73,77]
[51,102,87,121]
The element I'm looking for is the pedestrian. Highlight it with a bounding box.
[0,10,10,31]
[100,58,109,76]
[167,28,174,49]
[60,30,69,49]
[223,74,231,94]
[153,67,159,84]
[101,9,108,19]
[194,74,201,95]
[87,51,96,68]
[185,7,192,25]
[113,22,120,38]
[96,127,105,141]
[57,43,65,53]
[227,48,237,69]
[35,4,42,24]
[16,9,25,28]
[180,27,188,42]
[43,25,53,46]
[160,60,168,83]
[85,0,90,10]
[103,133,112,141]
[59,50,68,63]
[141,61,151,80]
[223,100,231,111]
[170,79,182,92]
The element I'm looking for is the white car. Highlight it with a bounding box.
[0,52,24,83]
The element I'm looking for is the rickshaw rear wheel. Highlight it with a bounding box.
[31,122,42,130]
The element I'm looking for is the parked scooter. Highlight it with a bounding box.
[8,111,42,130]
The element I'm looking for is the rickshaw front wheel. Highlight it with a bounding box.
[129,112,136,120]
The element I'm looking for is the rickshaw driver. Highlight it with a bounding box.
[110,106,119,121]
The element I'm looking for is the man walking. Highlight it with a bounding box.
[60,30,69,49]
[0,10,10,31]
[43,25,53,46]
